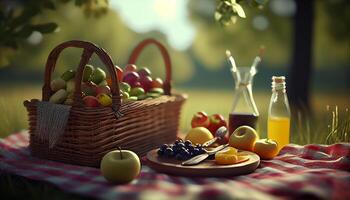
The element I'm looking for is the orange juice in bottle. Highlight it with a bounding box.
[267,76,291,151]
[268,117,290,151]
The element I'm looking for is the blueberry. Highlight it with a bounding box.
[164,148,174,157]
[160,144,168,151]
[192,148,200,156]
[174,139,183,145]
[172,145,181,153]
[187,145,195,152]
[184,140,192,147]
[157,149,164,156]
[179,147,188,153]
[175,154,184,160]
[176,142,185,149]
[198,148,206,154]
[180,149,190,157]
[183,152,191,159]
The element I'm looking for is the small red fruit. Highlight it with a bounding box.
[95,85,111,95]
[138,67,151,77]
[191,111,210,128]
[122,71,140,86]
[83,96,99,107]
[208,114,227,135]
[125,64,137,72]
[217,134,229,145]
[152,77,163,89]
[139,76,153,92]
[81,81,98,96]
[131,81,141,88]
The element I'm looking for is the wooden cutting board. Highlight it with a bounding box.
[146,149,260,177]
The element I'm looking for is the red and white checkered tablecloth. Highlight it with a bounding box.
[0,131,349,200]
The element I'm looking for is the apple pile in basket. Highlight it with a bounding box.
[157,111,280,165]
[49,64,165,107]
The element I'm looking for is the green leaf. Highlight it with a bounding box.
[11,8,40,28]
[224,1,232,6]
[31,23,58,33]
[230,16,237,24]
[14,25,34,38]
[232,3,246,18]
[214,11,222,21]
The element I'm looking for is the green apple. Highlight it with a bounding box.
[149,88,164,95]
[83,65,94,82]
[98,80,108,86]
[66,79,75,93]
[91,67,106,85]
[229,126,259,151]
[129,87,145,96]
[61,69,76,81]
[50,78,66,92]
[119,82,131,93]
[121,91,129,100]
[146,92,161,98]
[49,89,68,104]
[127,96,138,101]
[137,94,147,100]
[100,148,141,184]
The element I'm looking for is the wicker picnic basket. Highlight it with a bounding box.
[24,39,187,167]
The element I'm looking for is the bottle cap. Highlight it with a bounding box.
[272,76,285,83]
[271,76,286,92]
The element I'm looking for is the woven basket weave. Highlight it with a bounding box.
[24,39,187,167]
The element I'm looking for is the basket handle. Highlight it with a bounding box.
[127,38,172,95]
[42,40,121,110]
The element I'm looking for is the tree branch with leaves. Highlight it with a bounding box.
[215,0,268,26]
[0,0,108,66]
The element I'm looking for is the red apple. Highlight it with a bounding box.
[83,96,99,107]
[131,81,141,88]
[137,67,151,77]
[125,64,137,73]
[152,77,163,89]
[95,85,111,95]
[207,114,227,135]
[191,111,210,128]
[139,76,153,92]
[217,134,229,145]
[81,81,98,96]
[123,71,140,86]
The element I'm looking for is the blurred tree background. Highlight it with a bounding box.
[0,0,349,143]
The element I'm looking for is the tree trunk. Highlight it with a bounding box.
[287,0,315,116]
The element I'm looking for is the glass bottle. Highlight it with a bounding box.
[228,66,260,135]
[267,76,291,151]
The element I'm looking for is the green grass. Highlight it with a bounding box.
[1,85,349,144]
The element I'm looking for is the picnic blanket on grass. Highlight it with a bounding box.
[0,131,349,200]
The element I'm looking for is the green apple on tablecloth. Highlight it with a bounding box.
[100,148,141,184]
